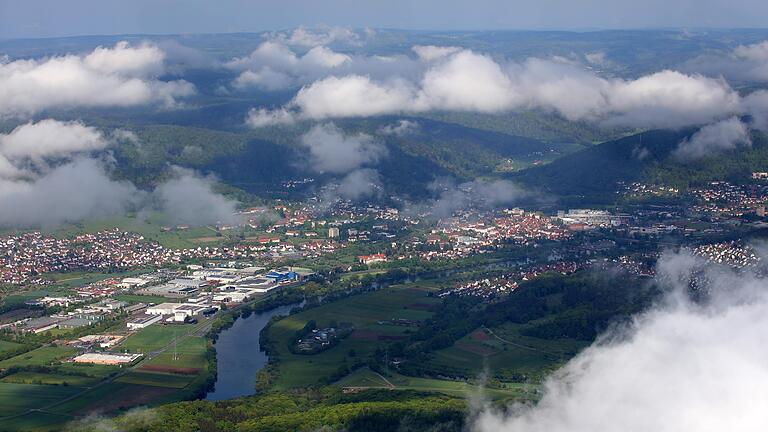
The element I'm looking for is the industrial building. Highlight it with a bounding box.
[72,352,143,365]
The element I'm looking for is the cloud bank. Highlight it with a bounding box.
[472,250,768,432]
[0,41,195,117]
[0,120,238,228]
[246,48,744,130]
[674,117,752,161]
[154,168,241,227]
[299,122,387,174]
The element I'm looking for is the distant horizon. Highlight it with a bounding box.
[4,26,768,43]
[3,0,768,40]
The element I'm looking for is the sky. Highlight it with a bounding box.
[1,0,768,39]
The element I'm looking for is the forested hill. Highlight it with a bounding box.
[512,128,768,202]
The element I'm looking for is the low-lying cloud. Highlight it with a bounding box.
[412,178,533,219]
[299,122,387,174]
[471,250,768,432]
[247,48,744,130]
[0,41,195,117]
[0,119,239,228]
[674,117,752,161]
[153,167,241,227]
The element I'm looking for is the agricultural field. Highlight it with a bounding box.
[48,381,178,416]
[50,215,235,249]
[0,339,25,353]
[141,335,209,371]
[0,346,78,369]
[0,382,83,417]
[1,371,99,386]
[264,282,441,389]
[337,368,539,401]
[426,322,588,381]
[120,325,186,353]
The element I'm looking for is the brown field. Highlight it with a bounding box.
[75,386,176,415]
[191,236,221,244]
[470,330,491,341]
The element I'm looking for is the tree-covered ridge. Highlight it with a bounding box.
[514,128,768,202]
[100,389,466,432]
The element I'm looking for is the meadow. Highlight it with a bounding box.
[264,282,441,389]
[0,346,78,369]
[337,368,540,401]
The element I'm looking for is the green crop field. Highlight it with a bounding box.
[265,282,441,389]
[51,215,231,249]
[120,325,185,353]
[0,411,72,432]
[142,336,209,369]
[1,371,99,387]
[0,339,24,353]
[0,382,83,417]
[337,368,540,401]
[54,362,121,378]
[0,346,78,369]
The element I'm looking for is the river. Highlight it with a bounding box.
[205,302,301,400]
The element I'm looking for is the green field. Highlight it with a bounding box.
[50,215,230,249]
[0,339,24,353]
[120,325,184,353]
[54,362,121,379]
[0,346,78,369]
[265,282,441,389]
[0,382,83,417]
[426,322,588,381]
[1,371,98,386]
[0,411,72,432]
[143,336,209,369]
[337,368,539,401]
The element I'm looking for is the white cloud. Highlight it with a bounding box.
[584,51,610,66]
[472,250,768,432]
[83,41,165,77]
[0,119,107,162]
[416,50,519,112]
[336,168,382,200]
[0,158,141,228]
[153,168,241,227]
[686,40,768,83]
[247,48,743,129]
[275,25,362,47]
[674,117,752,161]
[412,45,462,62]
[380,119,420,136]
[245,107,297,127]
[233,67,293,91]
[0,41,195,117]
[293,75,415,119]
[227,41,352,91]
[299,123,387,174]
